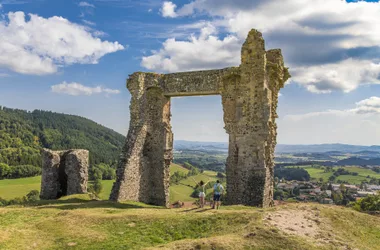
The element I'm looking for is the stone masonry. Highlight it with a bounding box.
[40,149,89,199]
[110,29,290,207]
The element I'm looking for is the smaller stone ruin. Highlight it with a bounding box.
[40,149,89,199]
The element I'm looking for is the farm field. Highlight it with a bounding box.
[0,176,41,200]
[289,165,380,184]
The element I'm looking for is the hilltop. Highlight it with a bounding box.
[0,196,379,249]
[0,106,125,166]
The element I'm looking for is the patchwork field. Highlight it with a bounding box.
[290,165,380,184]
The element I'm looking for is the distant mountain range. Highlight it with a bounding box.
[174,140,380,154]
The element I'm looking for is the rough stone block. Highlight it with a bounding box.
[40,149,89,200]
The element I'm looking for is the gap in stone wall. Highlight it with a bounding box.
[57,154,68,199]
[171,95,228,143]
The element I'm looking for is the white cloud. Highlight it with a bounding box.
[151,0,380,93]
[291,59,380,93]
[142,23,240,72]
[79,1,95,8]
[279,96,380,144]
[285,96,380,121]
[161,1,177,18]
[82,19,96,26]
[0,12,124,75]
[354,96,380,114]
[51,81,120,96]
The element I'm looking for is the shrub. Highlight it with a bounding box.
[170,171,187,184]
[89,163,116,180]
[0,163,11,179]
[26,190,40,202]
[351,193,380,212]
[88,178,103,197]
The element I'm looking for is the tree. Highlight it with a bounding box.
[89,179,103,197]
[0,163,10,179]
[328,175,336,182]
[274,167,310,181]
[352,194,380,212]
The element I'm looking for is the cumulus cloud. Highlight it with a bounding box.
[161,1,177,18]
[79,1,95,8]
[51,82,120,96]
[142,23,240,72]
[291,59,380,93]
[0,11,124,75]
[285,96,380,121]
[151,0,380,93]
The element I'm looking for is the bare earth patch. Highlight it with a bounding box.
[264,208,321,239]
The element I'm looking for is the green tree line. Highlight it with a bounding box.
[0,106,125,170]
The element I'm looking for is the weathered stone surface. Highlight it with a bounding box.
[40,149,89,200]
[110,29,289,207]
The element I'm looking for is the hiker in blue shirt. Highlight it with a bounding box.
[212,180,224,209]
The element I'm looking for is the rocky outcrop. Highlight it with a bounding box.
[110,29,289,207]
[40,149,89,200]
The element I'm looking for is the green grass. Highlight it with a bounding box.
[98,180,114,200]
[169,184,195,202]
[0,176,41,199]
[170,163,189,176]
[288,166,380,184]
[0,200,379,249]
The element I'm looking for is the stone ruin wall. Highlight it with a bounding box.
[40,149,89,200]
[110,29,290,207]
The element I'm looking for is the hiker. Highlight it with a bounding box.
[191,178,210,208]
[212,180,224,209]
[198,180,206,208]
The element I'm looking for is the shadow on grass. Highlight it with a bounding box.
[195,208,214,213]
[25,198,163,210]
[180,207,200,213]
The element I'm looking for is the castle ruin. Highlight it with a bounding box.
[40,149,89,199]
[110,29,290,207]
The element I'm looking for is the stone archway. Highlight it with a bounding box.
[110,29,290,207]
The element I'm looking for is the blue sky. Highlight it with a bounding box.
[0,0,380,145]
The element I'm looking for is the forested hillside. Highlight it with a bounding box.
[0,106,125,168]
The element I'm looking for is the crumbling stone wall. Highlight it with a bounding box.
[110,29,289,207]
[40,149,89,200]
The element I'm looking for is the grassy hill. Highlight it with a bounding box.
[0,196,379,249]
[0,164,221,202]
[0,106,125,166]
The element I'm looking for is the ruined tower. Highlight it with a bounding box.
[110,29,290,207]
[40,149,89,199]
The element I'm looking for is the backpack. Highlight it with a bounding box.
[214,183,221,193]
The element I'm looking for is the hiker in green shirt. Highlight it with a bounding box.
[212,180,224,209]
